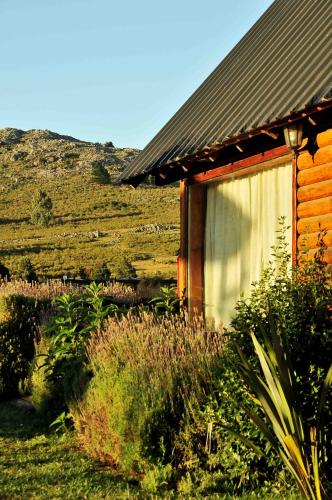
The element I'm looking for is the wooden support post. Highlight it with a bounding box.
[188,183,206,317]
[178,180,188,302]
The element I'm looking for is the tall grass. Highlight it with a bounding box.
[0,280,73,300]
[0,279,141,304]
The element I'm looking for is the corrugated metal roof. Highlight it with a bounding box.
[120,0,332,184]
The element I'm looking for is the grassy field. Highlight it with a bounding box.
[0,173,179,280]
[0,127,179,280]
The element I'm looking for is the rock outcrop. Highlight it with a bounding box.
[0,128,139,182]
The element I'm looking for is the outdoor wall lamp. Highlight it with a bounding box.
[283,121,304,152]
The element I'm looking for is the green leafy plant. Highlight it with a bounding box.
[49,411,73,437]
[230,221,332,465]
[150,285,179,314]
[237,317,332,500]
[227,220,332,497]
[33,283,127,417]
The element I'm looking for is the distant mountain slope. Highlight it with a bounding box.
[0,128,179,279]
[0,127,139,187]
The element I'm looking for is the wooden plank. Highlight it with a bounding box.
[317,129,332,148]
[297,145,332,170]
[187,146,290,185]
[298,230,332,250]
[297,213,332,234]
[178,180,187,301]
[297,163,332,187]
[298,196,332,218]
[188,184,206,317]
[297,179,332,203]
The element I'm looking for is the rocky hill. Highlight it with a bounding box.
[0,127,139,188]
[0,128,179,279]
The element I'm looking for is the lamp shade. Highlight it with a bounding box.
[283,122,304,151]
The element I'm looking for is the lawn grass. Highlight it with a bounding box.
[0,400,138,499]
[0,400,300,499]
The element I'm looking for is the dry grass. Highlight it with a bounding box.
[0,279,73,300]
[0,279,143,307]
[101,281,141,304]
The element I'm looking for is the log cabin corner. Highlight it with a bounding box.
[120,0,332,327]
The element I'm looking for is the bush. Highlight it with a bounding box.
[90,161,111,185]
[0,294,41,397]
[236,317,332,499]
[92,262,111,282]
[170,350,283,495]
[30,189,53,226]
[30,335,65,419]
[70,312,224,479]
[13,257,38,282]
[229,225,332,480]
[0,262,10,280]
[110,256,137,279]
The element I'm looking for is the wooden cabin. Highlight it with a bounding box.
[120,0,332,326]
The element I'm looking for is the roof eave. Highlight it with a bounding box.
[120,99,332,187]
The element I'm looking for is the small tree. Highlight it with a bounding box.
[0,262,10,281]
[30,190,53,226]
[90,161,111,185]
[13,257,38,282]
[111,256,137,278]
[76,267,89,280]
[92,262,111,282]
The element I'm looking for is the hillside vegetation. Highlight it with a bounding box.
[0,128,179,279]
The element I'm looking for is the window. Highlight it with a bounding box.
[204,161,293,327]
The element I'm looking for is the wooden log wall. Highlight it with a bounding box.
[297,129,332,265]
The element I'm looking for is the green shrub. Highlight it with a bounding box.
[30,335,65,419]
[237,318,332,500]
[0,294,41,397]
[110,256,137,279]
[92,262,111,282]
[70,312,224,480]
[13,257,38,282]
[90,161,111,185]
[229,224,332,487]
[0,262,10,280]
[30,189,53,226]
[171,353,282,495]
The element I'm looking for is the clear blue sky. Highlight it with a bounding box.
[0,0,274,148]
